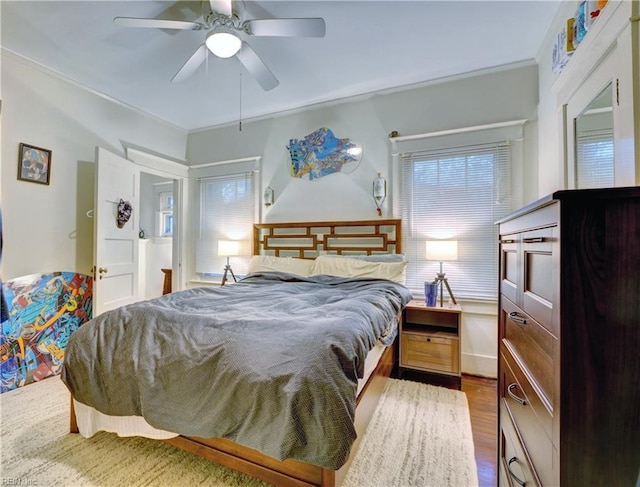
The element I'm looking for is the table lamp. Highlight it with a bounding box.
[218,239,240,286]
[426,240,458,307]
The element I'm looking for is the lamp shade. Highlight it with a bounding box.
[426,240,458,262]
[218,239,240,257]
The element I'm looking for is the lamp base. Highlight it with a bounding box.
[434,272,457,306]
[221,264,237,286]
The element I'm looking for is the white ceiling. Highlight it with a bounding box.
[1,1,561,131]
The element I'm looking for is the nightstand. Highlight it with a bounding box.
[399,300,462,382]
[161,268,172,295]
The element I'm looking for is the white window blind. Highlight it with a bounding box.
[575,128,614,188]
[400,142,512,300]
[196,172,254,277]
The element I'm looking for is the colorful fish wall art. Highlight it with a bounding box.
[0,272,93,392]
[288,127,363,180]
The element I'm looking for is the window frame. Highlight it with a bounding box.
[390,121,525,301]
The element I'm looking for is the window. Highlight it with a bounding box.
[399,142,513,300]
[156,191,174,237]
[195,172,255,279]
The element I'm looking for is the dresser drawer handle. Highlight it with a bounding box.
[508,311,527,325]
[500,239,515,244]
[507,457,526,486]
[523,237,544,243]
[507,383,527,406]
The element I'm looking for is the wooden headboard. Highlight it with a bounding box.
[253,219,402,259]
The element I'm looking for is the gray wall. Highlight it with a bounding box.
[188,62,541,222]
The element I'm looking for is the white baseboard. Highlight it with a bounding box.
[461,352,497,379]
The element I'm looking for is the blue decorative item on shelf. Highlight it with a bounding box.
[575,1,588,44]
[425,281,438,307]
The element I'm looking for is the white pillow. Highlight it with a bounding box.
[323,253,406,263]
[311,255,407,284]
[247,255,314,277]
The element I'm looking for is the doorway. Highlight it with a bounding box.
[139,172,175,299]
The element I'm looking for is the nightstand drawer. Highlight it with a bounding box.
[400,332,459,374]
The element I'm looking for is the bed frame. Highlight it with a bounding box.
[70,219,403,487]
[253,219,402,259]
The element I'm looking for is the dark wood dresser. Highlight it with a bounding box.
[497,187,640,486]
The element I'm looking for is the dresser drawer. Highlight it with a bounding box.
[521,226,557,336]
[499,402,539,487]
[500,236,519,304]
[400,332,459,374]
[500,297,555,406]
[500,348,554,487]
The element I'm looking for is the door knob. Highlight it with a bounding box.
[98,267,108,279]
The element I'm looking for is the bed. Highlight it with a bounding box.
[62,219,411,487]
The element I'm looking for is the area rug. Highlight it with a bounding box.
[0,376,477,486]
[342,378,478,487]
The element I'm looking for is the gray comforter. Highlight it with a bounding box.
[61,272,412,469]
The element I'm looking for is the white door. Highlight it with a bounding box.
[94,147,140,316]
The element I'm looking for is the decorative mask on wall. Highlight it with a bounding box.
[116,199,133,228]
[287,127,362,181]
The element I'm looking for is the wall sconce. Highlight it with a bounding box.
[426,240,458,307]
[263,186,274,207]
[373,173,386,217]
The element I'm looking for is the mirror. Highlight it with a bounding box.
[573,83,614,189]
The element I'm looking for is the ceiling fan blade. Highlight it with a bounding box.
[114,17,203,30]
[171,44,208,82]
[245,18,326,37]
[236,42,279,91]
[209,0,232,17]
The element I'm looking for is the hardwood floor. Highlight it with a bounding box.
[462,374,498,487]
[395,370,498,487]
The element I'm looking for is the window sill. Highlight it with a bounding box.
[188,279,221,288]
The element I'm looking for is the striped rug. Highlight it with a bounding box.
[0,376,477,486]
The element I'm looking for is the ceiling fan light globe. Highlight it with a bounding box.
[206,31,241,58]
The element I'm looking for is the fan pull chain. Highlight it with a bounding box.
[239,69,243,132]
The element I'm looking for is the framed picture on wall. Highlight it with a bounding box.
[17,142,52,185]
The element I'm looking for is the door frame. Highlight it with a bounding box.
[125,147,189,293]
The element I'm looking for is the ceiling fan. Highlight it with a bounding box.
[114,0,326,91]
